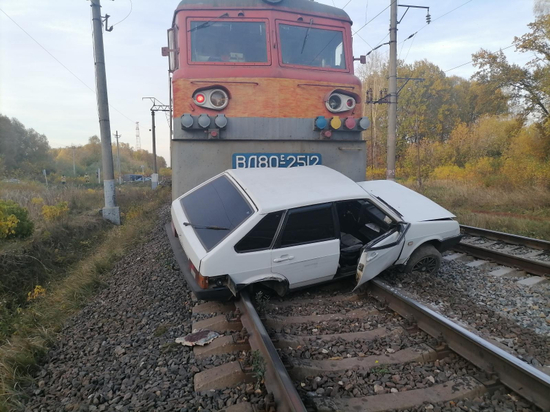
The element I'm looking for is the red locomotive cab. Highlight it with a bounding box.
[166,0,369,199]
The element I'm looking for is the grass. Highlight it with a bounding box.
[406,180,550,241]
[0,185,170,411]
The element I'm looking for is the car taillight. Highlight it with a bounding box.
[189,260,208,289]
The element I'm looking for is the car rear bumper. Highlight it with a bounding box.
[165,223,233,301]
[439,234,463,252]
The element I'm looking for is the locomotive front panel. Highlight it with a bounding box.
[168,0,369,198]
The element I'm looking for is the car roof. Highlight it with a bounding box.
[226,166,368,213]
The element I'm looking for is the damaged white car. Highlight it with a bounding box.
[168,166,461,300]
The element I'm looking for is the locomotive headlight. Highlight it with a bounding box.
[328,95,342,111]
[210,90,228,109]
[326,93,356,113]
[193,88,229,110]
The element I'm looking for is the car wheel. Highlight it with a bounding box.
[405,244,441,275]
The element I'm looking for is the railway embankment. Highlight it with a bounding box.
[21,206,269,412]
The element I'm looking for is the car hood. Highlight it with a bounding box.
[357,181,456,222]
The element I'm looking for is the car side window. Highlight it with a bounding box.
[235,212,283,253]
[278,204,335,248]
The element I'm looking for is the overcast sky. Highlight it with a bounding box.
[0,0,535,167]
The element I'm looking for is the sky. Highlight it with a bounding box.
[0,0,536,168]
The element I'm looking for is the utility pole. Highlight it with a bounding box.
[142,97,170,190]
[386,2,430,181]
[90,0,120,224]
[71,146,76,176]
[114,130,122,184]
[135,122,141,151]
[386,0,398,181]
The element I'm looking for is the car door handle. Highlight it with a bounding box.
[273,255,294,263]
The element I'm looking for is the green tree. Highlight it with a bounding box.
[472,13,550,122]
[0,115,52,177]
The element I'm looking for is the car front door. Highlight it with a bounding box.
[272,203,339,289]
[354,223,409,289]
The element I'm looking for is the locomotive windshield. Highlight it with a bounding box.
[190,21,268,63]
[279,24,346,70]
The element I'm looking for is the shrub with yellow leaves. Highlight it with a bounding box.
[41,201,70,221]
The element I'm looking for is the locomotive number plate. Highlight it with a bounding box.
[232,153,322,169]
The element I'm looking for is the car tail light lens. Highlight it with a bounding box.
[189,260,208,289]
[326,93,356,113]
[193,88,229,110]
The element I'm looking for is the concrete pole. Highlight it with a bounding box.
[91,0,120,224]
[386,0,398,181]
[151,110,159,189]
[114,130,122,184]
[72,146,76,176]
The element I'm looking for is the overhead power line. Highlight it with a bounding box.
[444,44,514,73]
[0,6,135,124]
[353,0,396,36]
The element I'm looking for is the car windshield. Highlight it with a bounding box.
[181,175,254,251]
[279,24,346,69]
[190,21,268,63]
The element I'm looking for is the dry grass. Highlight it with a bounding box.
[407,180,550,240]
[0,186,170,411]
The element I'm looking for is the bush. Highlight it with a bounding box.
[41,201,69,222]
[0,200,34,239]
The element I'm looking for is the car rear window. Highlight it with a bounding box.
[181,175,254,251]
[235,212,283,253]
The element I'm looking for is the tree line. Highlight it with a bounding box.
[0,115,167,183]
[360,5,550,188]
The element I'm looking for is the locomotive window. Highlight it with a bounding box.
[279,24,346,70]
[190,21,268,63]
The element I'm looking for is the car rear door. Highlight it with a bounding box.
[354,223,409,289]
[272,203,339,289]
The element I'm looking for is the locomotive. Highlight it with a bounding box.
[165,0,369,199]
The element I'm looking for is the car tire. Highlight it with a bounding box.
[404,244,441,275]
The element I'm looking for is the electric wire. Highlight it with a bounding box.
[353,0,396,36]
[444,44,514,73]
[342,0,354,10]
[402,35,416,63]
[0,6,135,124]
[112,0,133,27]
[398,0,474,47]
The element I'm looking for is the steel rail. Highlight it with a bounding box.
[235,290,307,412]
[370,279,550,411]
[453,242,550,277]
[461,225,550,251]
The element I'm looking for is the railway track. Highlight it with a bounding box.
[453,225,550,278]
[189,279,550,412]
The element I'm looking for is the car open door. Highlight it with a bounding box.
[354,223,409,290]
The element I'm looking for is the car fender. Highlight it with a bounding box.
[397,221,460,265]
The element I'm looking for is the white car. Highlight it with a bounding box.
[168,166,461,300]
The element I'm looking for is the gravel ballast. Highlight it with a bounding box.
[378,258,550,369]
[24,206,264,412]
